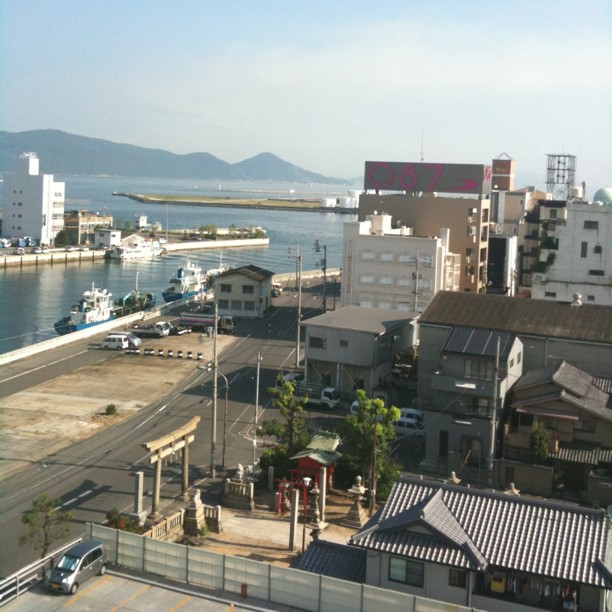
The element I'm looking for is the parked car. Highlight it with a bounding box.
[100,334,129,350]
[399,407,424,424]
[47,540,107,594]
[111,331,141,348]
[13,247,25,255]
[65,246,77,252]
[393,416,425,437]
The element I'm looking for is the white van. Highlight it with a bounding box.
[112,331,141,348]
[100,334,129,350]
[394,416,425,437]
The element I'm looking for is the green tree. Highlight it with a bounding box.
[19,494,74,560]
[530,421,550,463]
[266,376,309,456]
[338,390,400,501]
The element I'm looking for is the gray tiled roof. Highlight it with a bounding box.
[555,443,612,465]
[217,264,274,281]
[350,477,612,588]
[420,291,612,344]
[290,540,366,582]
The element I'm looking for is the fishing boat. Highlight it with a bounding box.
[54,282,156,335]
[106,236,164,260]
[162,261,208,303]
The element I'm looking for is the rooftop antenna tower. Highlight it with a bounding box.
[546,154,575,200]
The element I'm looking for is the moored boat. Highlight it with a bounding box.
[162,257,229,303]
[54,282,156,335]
[107,237,164,260]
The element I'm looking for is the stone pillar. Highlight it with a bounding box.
[319,466,327,523]
[181,440,189,501]
[150,456,162,519]
[133,471,144,514]
[288,488,299,551]
[268,466,275,491]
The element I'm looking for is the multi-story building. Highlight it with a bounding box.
[531,197,612,305]
[64,210,113,247]
[341,213,460,313]
[2,152,64,245]
[359,161,491,294]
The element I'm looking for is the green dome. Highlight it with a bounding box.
[593,187,612,205]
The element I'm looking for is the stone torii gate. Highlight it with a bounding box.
[142,415,200,519]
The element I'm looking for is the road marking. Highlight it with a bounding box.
[170,595,193,610]
[0,350,90,383]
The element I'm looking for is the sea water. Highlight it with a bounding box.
[0,175,358,353]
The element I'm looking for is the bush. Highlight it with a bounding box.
[105,404,118,416]
[258,445,292,482]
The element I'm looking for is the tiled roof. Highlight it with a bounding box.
[350,477,612,588]
[290,449,341,466]
[554,443,612,465]
[307,431,341,452]
[419,291,612,344]
[217,264,274,281]
[290,540,366,582]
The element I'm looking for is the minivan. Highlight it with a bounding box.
[47,540,107,594]
[394,416,425,437]
[112,331,141,348]
[100,334,129,350]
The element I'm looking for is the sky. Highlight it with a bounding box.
[1,1,610,191]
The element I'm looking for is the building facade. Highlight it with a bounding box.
[2,152,65,245]
[341,213,460,313]
[359,193,490,294]
[531,198,612,305]
[64,210,113,247]
[215,265,274,318]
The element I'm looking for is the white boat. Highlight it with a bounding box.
[107,238,164,260]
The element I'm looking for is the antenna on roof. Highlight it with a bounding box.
[420,130,424,162]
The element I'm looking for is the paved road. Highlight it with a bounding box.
[0,283,343,577]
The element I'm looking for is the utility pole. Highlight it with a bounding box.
[289,245,302,370]
[314,240,327,313]
[253,351,262,469]
[487,336,500,487]
[210,304,218,478]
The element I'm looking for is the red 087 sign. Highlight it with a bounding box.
[364,161,492,195]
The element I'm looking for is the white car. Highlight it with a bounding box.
[394,416,425,437]
[399,407,424,423]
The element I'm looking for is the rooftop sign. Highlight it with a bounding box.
[364,161,492,194]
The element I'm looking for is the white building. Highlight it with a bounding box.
[531,198,612,305]
[342,213,460,313]
[2,153,65,245]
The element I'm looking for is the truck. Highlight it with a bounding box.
[130,321,173,338]
[179,312,236,334]
[293,381,340,410]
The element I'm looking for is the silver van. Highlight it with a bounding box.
[47,540,107,594]
[100,334,129,350]
[112,331,141,348]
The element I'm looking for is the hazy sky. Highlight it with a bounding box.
[1,1,610,191]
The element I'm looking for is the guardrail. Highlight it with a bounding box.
[0,537,82,607]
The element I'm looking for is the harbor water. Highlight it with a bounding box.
[0,175,358,354]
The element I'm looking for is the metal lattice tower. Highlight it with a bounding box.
[546,154,576,200]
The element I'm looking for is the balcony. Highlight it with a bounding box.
[431,371,495,397]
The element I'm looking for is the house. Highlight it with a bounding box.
[214,265,274,318]
[299,305,417,400]
[64,209,113,246]
[348,476,611,611]
[422,327,524,482]
[502,360,612,505]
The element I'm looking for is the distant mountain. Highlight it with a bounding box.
[0,129,349,184]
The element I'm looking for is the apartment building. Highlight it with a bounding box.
[341,213,460,313]
[2,152,65,245]
[359,161,491,294]
[531,198,612,305]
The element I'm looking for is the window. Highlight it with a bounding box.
[242,285,254,294]
[549,210,557,219]
[388,557,424,587]
[574,419,596,433]
[218,299,229,309]
[309,336,326,349]
[220,284,232,293]
[449,569,467,588]
[380,252,394,262]
[517,352,521,364]
[379,276,393,285]
[230,300,242,310]
[360,274,374,284]
[587,295,595,302]
[589,269,604,276]
[581,242,588,258]
[340,340,348,348]
[544,291,557,297]
[244,301,255,311]
[583,220,599,229]
[594,245,602,254]
[361,251,374,260]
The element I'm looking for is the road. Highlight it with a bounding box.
[0,282,343,578]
